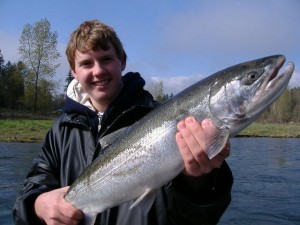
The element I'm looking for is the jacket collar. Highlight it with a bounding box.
[63,72,148,115]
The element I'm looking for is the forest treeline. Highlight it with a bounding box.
[0,51,65,113]
[0,18,299,122]
[257,87,300,123]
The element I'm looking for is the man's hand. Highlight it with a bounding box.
[176,116,230,177]
[34,186,84,225]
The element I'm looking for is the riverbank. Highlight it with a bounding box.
[0,119,299,142]
[0,119,53,142]
[235,122,300,138]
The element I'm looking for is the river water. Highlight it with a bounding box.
[1,138,300,225]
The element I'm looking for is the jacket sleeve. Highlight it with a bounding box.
[13,121,62,225]
[165,161,233,225]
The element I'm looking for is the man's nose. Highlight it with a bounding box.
[93,62,105,75]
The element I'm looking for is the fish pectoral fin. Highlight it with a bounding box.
[129,189,155,215]
[205,126,230,159]
[83,212,97,225]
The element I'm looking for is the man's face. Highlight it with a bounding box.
[72,43,126,112]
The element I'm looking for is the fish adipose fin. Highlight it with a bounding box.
[204,125,230,159]
[129,188,155,215]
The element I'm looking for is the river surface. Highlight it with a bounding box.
[1,138,300,225]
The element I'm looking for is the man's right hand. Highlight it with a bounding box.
[34,186,84,225]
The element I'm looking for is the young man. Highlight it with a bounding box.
[13,20,233,225]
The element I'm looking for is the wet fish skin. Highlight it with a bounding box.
[65,55,294,224]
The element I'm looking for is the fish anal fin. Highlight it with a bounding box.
[83,212,97,225]
[129,189,155,215]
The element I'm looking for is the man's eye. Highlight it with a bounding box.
[80,61,93,67]
[101,57,114,63]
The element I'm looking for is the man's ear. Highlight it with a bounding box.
[71,70,78,80]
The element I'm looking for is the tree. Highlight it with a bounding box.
[4,61,25,109]
[0,51,5,87]
[64,70,74,92]
[19,18,60,112]
[146,81,164,102]
[0,59,26,109]
[269,89,293,123]
[0,50,4,70]
[291,87,300,122]
[0,50,6,107]
[37,79,58,111]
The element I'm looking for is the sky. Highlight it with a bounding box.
[0,0,299,94]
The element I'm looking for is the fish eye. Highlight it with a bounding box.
[248,72,258,80]
[243,71,259,85]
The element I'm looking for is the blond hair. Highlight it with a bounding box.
[66,20,127,70]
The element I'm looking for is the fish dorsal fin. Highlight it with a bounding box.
[129,188,155,215]
[83,212,97,225]
[99,126,130,150]
[205,126,230,159]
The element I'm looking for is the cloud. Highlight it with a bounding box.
[147,74,206,94]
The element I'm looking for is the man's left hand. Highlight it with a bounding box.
[176,116,230,177]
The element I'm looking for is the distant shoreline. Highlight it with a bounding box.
[236,122,300,138]
[0,119,299,143]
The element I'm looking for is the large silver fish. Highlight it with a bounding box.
[65,55,294,224]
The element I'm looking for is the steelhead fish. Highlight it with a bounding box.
[65,55,294,224]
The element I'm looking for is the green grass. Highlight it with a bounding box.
[0,119,299,142]
[0,119,53,142]
[238,123,300,138]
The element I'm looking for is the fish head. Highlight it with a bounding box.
[209,55,294,136]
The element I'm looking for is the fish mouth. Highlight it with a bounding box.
[268,56,285,82]
[261,55,285,89]
[252,57,294,116]
[266,60,294,90]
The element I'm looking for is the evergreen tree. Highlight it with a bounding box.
[0,50,4,69]
[0,50,6,107]
[64,70,74,92]
[0,60,26,109]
